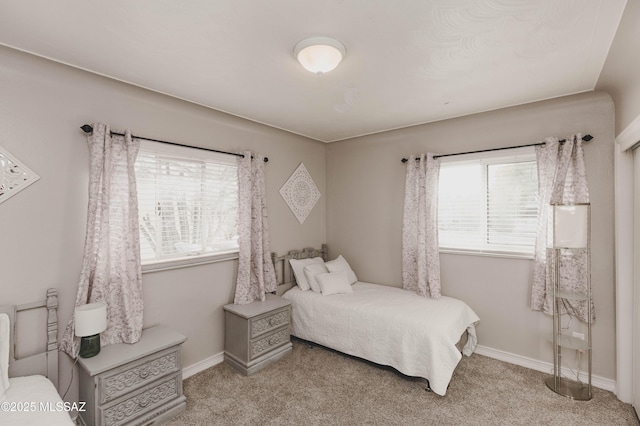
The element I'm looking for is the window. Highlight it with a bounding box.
[135,141,239,270]
[437,148,538,256]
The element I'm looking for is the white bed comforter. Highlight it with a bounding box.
[283,282,480,395]
[1,375,75,425]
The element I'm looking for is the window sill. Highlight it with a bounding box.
[439,248,533,260]
[142,251,239,274]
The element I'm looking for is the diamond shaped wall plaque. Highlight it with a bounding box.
[0,145,40,204]
[279,162,320,224]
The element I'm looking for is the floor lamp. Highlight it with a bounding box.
[545,203,592,400]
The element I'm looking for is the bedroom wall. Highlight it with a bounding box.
[596,0,640,135]
[0,45,326,403]
[325,91,617,381]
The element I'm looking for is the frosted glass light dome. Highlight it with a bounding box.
[294,36,346,75]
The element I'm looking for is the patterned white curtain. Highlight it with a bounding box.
[531,134,593,322]
[234,152,276,304]
[61,123,144,357]
[402,153,441,298]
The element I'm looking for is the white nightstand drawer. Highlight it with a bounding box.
[250,307,290,339]
[250,327,289,360]
[98,346,181,404]
[100,373,181,426]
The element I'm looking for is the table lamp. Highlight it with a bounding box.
[75,302,107,358]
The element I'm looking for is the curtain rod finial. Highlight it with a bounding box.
[81,124,93,134]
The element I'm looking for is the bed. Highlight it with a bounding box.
[272,245,480,396]
[0,288,76,425]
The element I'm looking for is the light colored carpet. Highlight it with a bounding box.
[167,339,639,425]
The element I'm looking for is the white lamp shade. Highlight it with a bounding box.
[294,37,346,74]
[551,205,589,248]
[75,302,107,337]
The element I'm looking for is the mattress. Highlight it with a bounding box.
[1,375,76,425]
[283,282,479,395]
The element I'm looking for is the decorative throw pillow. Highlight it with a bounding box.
[0,313,10,400]
[289,257,325,291]
[304,263,329,293]
[325,255,358,284]
[316,271,354,296]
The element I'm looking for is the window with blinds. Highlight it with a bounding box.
[437,148,538,256]
[135,141,239,269]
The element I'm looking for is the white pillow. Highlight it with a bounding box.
[289,257,325,291]
[325,255,358,284]
[317,271,354,296]
[0,313,10,400]
[304,263,329,293]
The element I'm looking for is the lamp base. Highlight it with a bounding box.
[545,376,591,401]
[79,334,101,358]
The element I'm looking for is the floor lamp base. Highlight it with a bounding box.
[545,376,591,401]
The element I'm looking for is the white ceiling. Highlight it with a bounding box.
[0,0,627,142]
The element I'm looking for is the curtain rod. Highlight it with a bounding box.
[80,124,269,162]
[401,134,593,163]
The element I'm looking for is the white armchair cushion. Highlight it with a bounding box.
[0,313,10,400]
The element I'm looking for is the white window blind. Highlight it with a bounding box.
[438,149,538,256]
[135,141,239,268]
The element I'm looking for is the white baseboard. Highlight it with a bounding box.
[182,352,224,380]
[474,345,616,393]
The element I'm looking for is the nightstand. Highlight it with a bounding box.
[77,325,187,426]
[224,294,292,375]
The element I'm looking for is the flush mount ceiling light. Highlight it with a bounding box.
[294,36,346,75]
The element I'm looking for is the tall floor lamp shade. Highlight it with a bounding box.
[551,205,589,248]
[75,302,107,358]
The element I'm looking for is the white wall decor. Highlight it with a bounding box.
[0,145,39,204]
[279,162,321,224]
